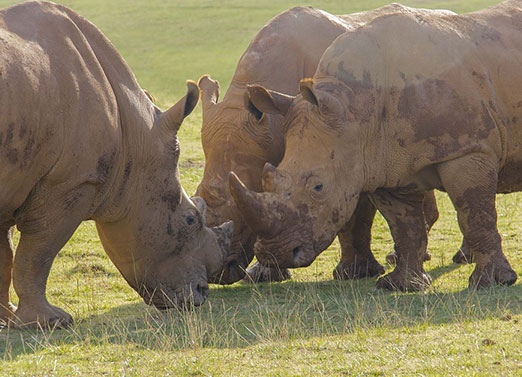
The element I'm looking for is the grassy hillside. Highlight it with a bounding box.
[0,0,521,376]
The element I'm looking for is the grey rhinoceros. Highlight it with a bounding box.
[0,1,233,328]
[196,5,451,284]
[229,0,520,290]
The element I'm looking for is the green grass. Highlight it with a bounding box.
[1,0,521,376]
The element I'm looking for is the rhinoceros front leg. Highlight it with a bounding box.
[384,190,438,265]
[0,226,16,325]
[333,194,385,280]
[11,185,95,328]
[437,155,517,288]
[372,190,432,291]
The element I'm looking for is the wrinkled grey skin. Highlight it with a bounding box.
[0,1,233,328]
[230,1,520,290]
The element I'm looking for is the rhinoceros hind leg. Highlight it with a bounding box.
[334,194,385,280]
[0,226,15,326]
[10,185,95,328]
[452,239,473,264]
[243,261,291,283]
[437,154,516,288]
[372,190,431,291]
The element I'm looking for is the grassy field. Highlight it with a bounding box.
[1,0,521,375]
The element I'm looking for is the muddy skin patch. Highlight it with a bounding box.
[23,133,35,162]
[6,148,18,164]
[399,79,496,142]
[333,63,376,123]
[166,214,174,236]
[96,153,114,180]
[160,190,181,212]
[498,159,522,193]
[331,209,339,223]
[5,123,14,145]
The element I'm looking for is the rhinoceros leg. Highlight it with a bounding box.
[333,194,385,280]
[437,155,517,288]
[0,226,16,325]
[385,191,438,265]
[373,190,432,291]
[243,261,292,283]
[452,239,473,264]
[11,185,95,328]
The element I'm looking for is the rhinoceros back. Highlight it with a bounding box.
[0,1,127,223]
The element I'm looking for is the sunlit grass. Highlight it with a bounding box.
[1,0,520,376]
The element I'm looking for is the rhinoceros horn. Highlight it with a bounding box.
[228,171,279,237]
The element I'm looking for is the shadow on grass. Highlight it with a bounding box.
[1,266,520,359]
[427,262,462,281]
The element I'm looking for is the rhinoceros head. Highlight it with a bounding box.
[97,82,234,308]
[230,79,365,268]
[194,75,287,283]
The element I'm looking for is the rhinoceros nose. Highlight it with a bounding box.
[196,282,210,300]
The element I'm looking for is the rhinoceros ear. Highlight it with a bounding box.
[198,75,219,111]
[244,91,264,121]
[300,79,343,116]
[247,85,294,116]
[160,81,200,134]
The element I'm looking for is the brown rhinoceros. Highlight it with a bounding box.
[196,5,449,284]
[0,1,233,328]
[229,0,520,290]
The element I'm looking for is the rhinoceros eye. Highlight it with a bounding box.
[314,183,323,192]
[185,215,195,225]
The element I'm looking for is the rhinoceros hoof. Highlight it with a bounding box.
[242,262,292,283]
[333,259,385,280]
[469,260,517,289]
[385,251,431,265]
[453,248,473,264]
[376,268,432,292]
[10,303,73,329]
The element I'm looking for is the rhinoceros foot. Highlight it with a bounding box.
[376,267,432,292]
[333,258,385,280]
[469,254,517,289]
[452,243,473,264]
[0,302,17,327]
[385,251,431,265]
[10,302,73,329]
[242,262,292,283]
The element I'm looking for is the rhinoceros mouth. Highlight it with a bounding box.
[253,225,317,269]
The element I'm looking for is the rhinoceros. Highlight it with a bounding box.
[0,1,233,328]
[229,0,520,290]
[196,5,451,284]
